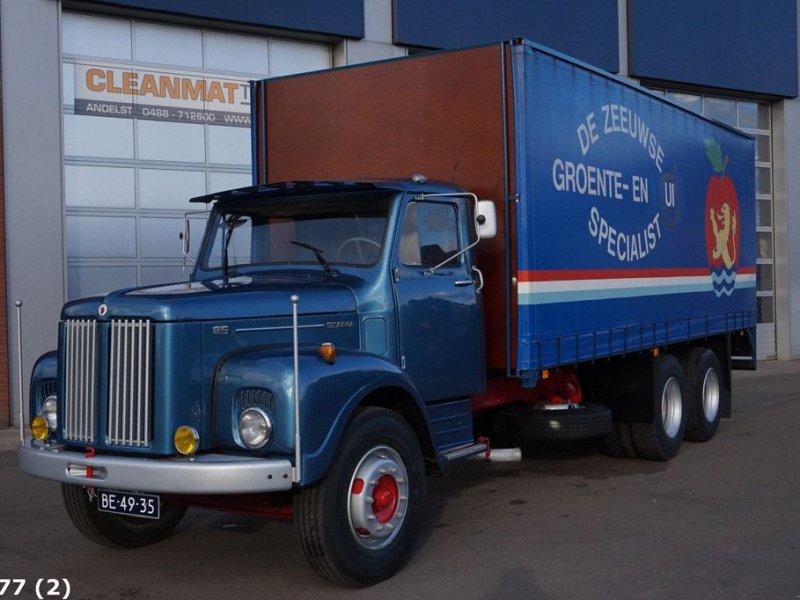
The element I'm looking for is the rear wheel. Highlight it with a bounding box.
[681,348,722,442]
[294,407,426,587]
[631,355,686,461]
[600,421,637,458]
[61,484,186,548]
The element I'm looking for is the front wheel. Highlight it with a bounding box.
[294,407,426,587]
[61,484,186,548]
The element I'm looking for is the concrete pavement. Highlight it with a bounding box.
[2,360,799,599]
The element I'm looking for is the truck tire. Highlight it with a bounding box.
[630,355,686,461]
[600,421,637,458]
[493,402,612,444]
[294,407,426,587]
[61,484,186,548]
[681,347,722,442]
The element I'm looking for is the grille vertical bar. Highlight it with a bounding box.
[63,319,98,443]
[108,319,153,447]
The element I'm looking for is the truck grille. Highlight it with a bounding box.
[63,319,98,443]
[63,318,154,447]
[108,319,153,447]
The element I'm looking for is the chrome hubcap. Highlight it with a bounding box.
[702,368,721,422]
[662,376,683,438]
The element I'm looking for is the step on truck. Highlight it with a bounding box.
[19,39,756,586]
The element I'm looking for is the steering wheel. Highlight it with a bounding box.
[337,237,381,263]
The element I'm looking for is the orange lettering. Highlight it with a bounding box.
[105,70,122,94]
[159,76,179,99]
[122,71,138,95]
[206,81,225,104]
[223,82,239,104]
[139,74,159,97]
[181,78,204,102]
[85,68,105,92]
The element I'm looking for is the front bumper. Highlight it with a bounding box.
[18,441,294,493]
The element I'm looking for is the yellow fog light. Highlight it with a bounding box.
[31,415,50,441]
[319,342,336,364]
[174,426,199,456]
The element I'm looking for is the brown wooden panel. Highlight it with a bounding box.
[262,44,513,370]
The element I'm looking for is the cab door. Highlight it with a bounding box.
[392,198,484,402]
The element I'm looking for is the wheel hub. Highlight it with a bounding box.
[662,376,683,438]
[348,446,409,549]
[702,368,721,421]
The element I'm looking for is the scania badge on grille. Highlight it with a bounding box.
[98,304,108,316]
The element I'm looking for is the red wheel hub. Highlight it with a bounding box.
[372,475,399,523]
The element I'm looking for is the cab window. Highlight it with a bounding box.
[399,202,460,268]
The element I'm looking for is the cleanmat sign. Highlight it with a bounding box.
[73,63,251,127]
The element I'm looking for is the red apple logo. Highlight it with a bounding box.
[704,139,740,297]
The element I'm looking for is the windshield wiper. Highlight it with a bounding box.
[290,240,338,277]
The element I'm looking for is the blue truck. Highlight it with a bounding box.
[19,40,755,586]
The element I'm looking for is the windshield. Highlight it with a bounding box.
[200,194,393,272]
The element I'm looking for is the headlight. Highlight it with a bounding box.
[238,407,273,449]
[42,395,58,432]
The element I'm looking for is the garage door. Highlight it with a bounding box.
[62,12,331,299]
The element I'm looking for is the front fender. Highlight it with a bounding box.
[28,350,57,422]
[212,346,436,485]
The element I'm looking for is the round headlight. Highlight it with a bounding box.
[174,425,199,456]
[42,395,58,432]
[238,407,273,449]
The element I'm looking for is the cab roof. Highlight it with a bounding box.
[190,179,460,205]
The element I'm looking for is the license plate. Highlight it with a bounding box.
[97,489,161,520]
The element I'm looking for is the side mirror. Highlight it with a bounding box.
[476,200,497,239]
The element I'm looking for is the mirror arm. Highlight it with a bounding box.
[413,192,483,273]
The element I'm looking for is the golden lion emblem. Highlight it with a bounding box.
[709,203,737,270]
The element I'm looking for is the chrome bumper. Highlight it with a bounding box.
[18,441,294,494]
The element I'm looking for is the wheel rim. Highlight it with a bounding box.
[347,445,409,550]
[661,376,683,438]
[701,368,721,422]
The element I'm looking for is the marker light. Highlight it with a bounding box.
[31,416,49,441]
[319,342,336,364]
[174,425,199,456]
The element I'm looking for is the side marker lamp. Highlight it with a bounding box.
[319,342,336,364]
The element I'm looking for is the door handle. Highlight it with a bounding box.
[472,266,484,293]
[454,267,484,292]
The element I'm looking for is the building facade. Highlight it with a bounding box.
[1,0,798,427]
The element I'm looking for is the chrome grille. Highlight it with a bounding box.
[108,319,153,447]
[235,387,275,412]
[40,379,57,400]
[63,319,98,443]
